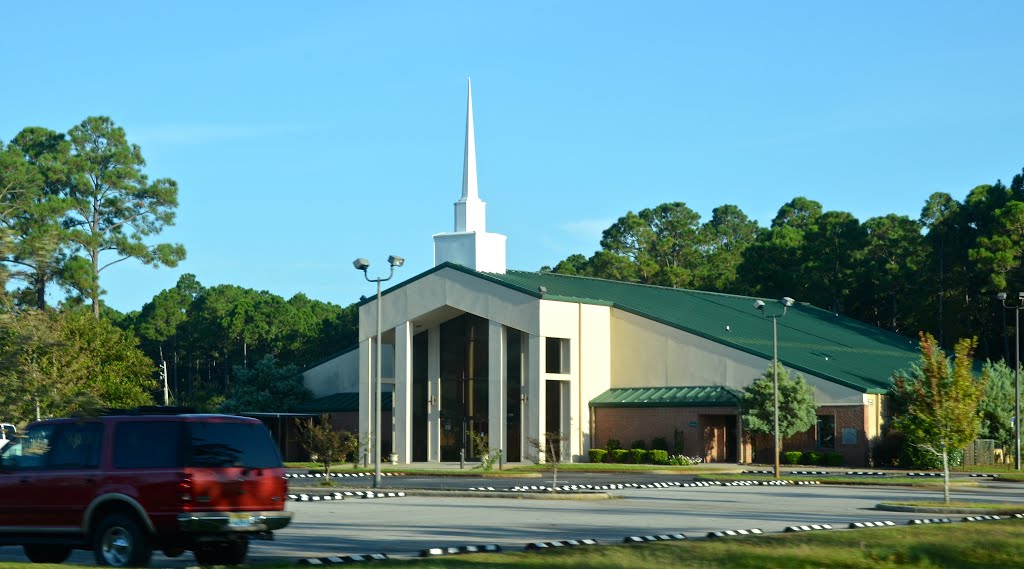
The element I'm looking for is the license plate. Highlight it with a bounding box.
[228,513,256,528]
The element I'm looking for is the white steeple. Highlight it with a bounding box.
[454,78,486,233]
[433,79,507,273]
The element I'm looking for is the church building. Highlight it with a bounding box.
[299,81,921,467]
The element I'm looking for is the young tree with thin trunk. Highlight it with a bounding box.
[739,364,817,456]
[295,415,358,481]
[892,333,987,503]
[528,431,565,492]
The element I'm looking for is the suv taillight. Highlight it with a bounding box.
[178,476,193,508]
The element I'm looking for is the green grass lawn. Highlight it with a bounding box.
[4,520,1013,569]
[376,521,1024,569]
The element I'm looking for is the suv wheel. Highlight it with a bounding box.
[194,538,248,566]
[93,513,153,567]
[23,544,71,564]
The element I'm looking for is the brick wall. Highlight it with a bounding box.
[751,405,869,467]
[591,404,872,466]
[591,406,747,462]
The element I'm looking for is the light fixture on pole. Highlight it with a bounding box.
[354,254,404,489]
[754,296,795,480]
[997,291,1023,472]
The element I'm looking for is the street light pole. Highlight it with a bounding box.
[998,292,1023,471]
[772,313,780,480]
[354,255,404,488]
[754,297,795,480]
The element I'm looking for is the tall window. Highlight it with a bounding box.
[816,415,836,449]
[545,337,570,374]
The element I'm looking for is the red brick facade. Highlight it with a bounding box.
[591,404,873,467]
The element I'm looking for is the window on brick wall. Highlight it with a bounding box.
[816,415,836,449]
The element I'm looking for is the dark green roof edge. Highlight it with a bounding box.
[590,386,743,408]
[294,392,393,413]
[299,343,359,374]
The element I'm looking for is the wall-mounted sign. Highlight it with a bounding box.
[689,421,698,427]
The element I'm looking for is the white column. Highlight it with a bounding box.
[393,321,413,464]
[561,381,573,462]
[487,321,505,464]
[358,337,373,466]
[525,333,544,462]
[427,325,442,462]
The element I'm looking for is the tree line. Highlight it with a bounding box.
[1,116,184,317]
[545,168,1024,362]
[1,117,355,423]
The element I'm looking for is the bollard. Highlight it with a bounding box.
[460,448,465,469]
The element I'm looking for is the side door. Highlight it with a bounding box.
[0,423,57,528]
[44,422,104,530]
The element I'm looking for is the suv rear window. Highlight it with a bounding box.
[187,421,281,468]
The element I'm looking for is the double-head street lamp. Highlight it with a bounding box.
[354,255,404,489]
[754,296,796,480]
[996,292,1023,472]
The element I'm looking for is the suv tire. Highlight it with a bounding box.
[194,538,248,566]
[93,513,153,567]
[23,544,71,564]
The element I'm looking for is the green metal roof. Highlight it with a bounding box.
[463,266,918,394]
[364,263,921,394]
[591,386,741,408]
[293,392,392,413]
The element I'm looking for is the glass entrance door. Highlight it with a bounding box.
[440,378,488,461]
[438,314,489,462]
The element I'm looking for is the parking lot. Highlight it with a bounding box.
[5,474,1021,566]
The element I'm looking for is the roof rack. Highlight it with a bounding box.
[102,406,197,416]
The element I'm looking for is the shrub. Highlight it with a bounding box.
[630,448,648,464]
[651,437,669,451]
[589,448,608,463]
[611,449,630,463]
[902,445,963,470]
[649,449,669,465]
[783,451,803,465]
[824,452,844,467]
[673,430,685,454]
[631,440,647,450]
[606,438,622,452]
[802,451,822,466]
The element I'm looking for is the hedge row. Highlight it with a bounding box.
[782,450,844,466]
[588,448,672,465]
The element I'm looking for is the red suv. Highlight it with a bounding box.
[0,408,292,566]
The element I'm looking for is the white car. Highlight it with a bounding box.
[0,424,15,450]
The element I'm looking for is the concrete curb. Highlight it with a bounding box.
[623,533,686,543]
[375,489,615,500]
[420,544,502,556]
[849,521,897,528]
[297,553,388,564]
[707,529,763,538]
[525,539,599,549]
[784,524,833,532]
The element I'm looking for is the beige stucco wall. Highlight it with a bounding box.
[534,300,614,459]
[609,309,866,405]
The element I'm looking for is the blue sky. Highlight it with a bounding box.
[3,2,1023,313]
